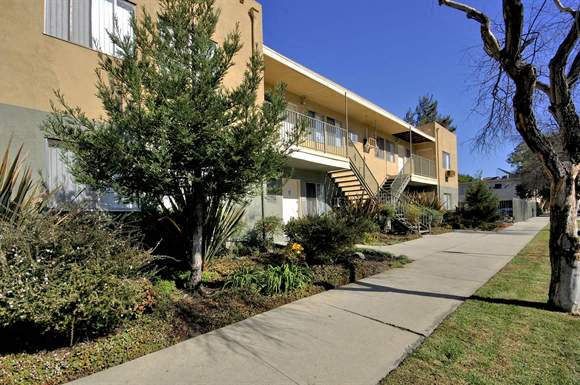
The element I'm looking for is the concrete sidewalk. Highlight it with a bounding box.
[68,217,548,385]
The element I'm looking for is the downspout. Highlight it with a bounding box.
[345,92,349,155]
[434,124,441,201]
[248,7,259,53]
[409,124,413,175]
[250,6,266,240]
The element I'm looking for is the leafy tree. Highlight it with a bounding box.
[404,94,457,132]
[458,173,477,183]
[508,139,579,202]
[43,0,301,288]
[440,0,580,313]
[463,180,499,225]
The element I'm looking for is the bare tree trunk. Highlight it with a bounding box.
[548,169,580,314]
[190,198,204,289]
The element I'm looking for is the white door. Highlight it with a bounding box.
[397,145,406,172]
[283,179,300,223]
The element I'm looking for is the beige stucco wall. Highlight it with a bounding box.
[0,0,262,174]
[0,0,262,116]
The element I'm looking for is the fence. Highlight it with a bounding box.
[499,198,537,222]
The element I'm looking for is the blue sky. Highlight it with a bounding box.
[260,0,513,177]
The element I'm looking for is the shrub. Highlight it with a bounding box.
[463,180,500,225]
[372,203,396,232]
[0,144,46,225]
[425,207,444,227]
[284,213,359,264]
[224,264,312,295]
[405,204,423,230]
[0,210,153,347]
[334,198,380,235]
[243,216,284,252]
[408,191,445,211]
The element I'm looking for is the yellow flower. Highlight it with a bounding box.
[291,243,304,254]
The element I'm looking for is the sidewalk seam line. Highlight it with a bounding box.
[325,304,427,338]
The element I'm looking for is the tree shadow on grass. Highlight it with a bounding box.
[468,295,564,312]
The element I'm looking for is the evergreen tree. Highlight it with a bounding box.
[463,180,499,225]
[405,94,457,132]
[43,0,301,288]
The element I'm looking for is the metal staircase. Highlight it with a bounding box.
[329,141,432,234]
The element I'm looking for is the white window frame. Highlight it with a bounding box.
[442,151,451,170]
[376,136,385,159]
[44,0,135,56]
[443,193,452,210]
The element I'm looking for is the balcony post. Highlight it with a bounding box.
[344,91,349,157]
[409,123,414,175]
[323,122,327,153]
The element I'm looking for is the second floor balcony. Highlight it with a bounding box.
[281,109,347,157]
[280,108,437,182]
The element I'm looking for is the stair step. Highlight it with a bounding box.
[333,176,359,183]
[329,170,354,178]
[336,180,361,187]
[340,186,365,192]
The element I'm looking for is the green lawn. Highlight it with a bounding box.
[381,227,580,385]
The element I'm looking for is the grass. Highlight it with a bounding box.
[0,250,409,385]
[380,227,580,385]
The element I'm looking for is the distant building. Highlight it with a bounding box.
[459,172,538,221]
[459,174,523,203]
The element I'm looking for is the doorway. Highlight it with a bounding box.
[282,178,300,223]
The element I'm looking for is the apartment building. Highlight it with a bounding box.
[0,0,458,225]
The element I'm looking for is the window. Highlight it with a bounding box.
[442,151,451,170]
[305,182,325,215]
[349,131,359,143]
[46,139,137,211]
[45,0,135,55]
[443,193,452,210]
[376,137,385,159]
[386,141,394,162]
[494,183,502,189]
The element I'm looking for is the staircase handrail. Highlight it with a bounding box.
[346,138,380,199]
[394,194,433,234]
[381,158,412,204]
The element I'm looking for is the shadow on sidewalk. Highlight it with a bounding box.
[335,281,468,301]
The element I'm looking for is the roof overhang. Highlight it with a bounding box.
[264,46,435,143]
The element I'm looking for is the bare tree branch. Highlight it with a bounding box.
[438,0,502,59]
[568,50,580,86]
[550,11,579,93]
[536,80,552,94]
[503,0,524,59]
[553,0,577,15]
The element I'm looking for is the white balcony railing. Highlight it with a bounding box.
[411,154,437,179]
[281,109,347,157]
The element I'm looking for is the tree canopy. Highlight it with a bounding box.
[404,94,457,132]
[43,0,300,287]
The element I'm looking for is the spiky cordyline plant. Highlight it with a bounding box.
[0,144,44,225]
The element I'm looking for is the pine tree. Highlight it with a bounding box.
[43,0,301,288]
[405,94,457,132]
[463,180,499,225]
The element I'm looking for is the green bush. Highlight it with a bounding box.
[405,204,423,229]
[243,216,284,252]
[284,213,360,264]
[334,198,380,235]
[425,207,444,227]
[0,210,153,347]
[463,180,500,225]
[224,264,312,295]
